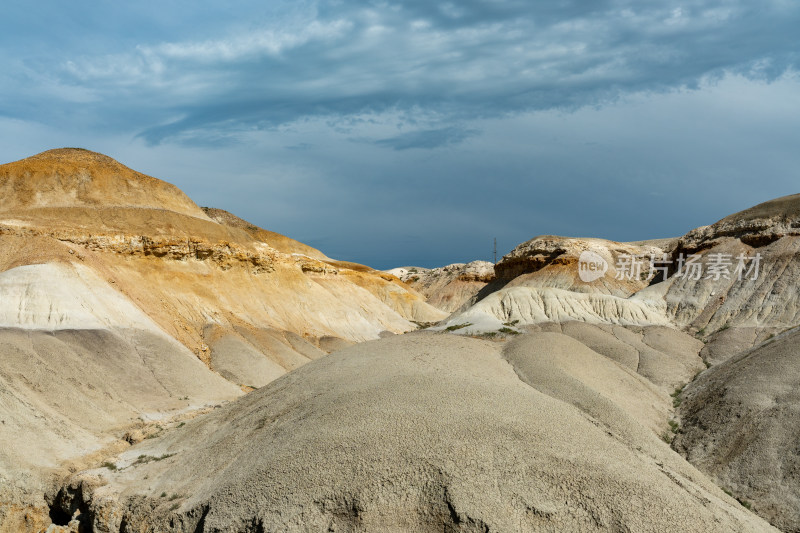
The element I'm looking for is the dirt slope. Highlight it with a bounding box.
[0,149,445,529]
[674,327,800,532]
[494,236,671,296]
[53,334,775,532]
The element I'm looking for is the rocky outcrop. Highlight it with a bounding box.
[655,194,800,333]
[0,149,444,345]
[494,235,671,297]
[678,193,800,253]
[467,196,800,336]
[0,149,446,531]
[436,286,672,335]
[493,236,572,280]
[659,236,800,332]
[0,225,278,273]
[387,261,495,313]
[202,207,330,260]
[434,237,676,335]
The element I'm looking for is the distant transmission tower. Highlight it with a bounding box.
[493,238,497,265]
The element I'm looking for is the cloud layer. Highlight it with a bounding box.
[4,1,799,144]
[1,1,798,268]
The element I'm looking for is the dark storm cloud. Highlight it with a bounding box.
[1,1,798,269]
[374,126,478,150]
[4,0,796,145]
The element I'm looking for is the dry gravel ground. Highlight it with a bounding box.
[675,327,800,532]
[55,333,776,532]
[526,321,706,392]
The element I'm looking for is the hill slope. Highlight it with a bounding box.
[0,148,209,219]
[0,149,445,529]
[674,327,800,532]
[54,334,775,532]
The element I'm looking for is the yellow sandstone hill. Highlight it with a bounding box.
[0,148,444,350]
[0,148,445,528]
[3,149,789,533]
[0,148,209,218]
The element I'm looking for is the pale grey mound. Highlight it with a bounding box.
[638,326,707,388]
[674,327,800,532]
[318,335,354,353]
[525,322,706,391]
[282,331,327,360]
[67,333,774,532]
[204,325,327,387]
[231,326,316,372]
[700,326,783,366]
[557,321,640,370]
[0,327,241,528]
[209,334,286,388]
[502,332,669,436]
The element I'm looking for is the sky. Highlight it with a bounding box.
[1,1,798,269]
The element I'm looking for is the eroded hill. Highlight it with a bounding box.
[0,149,445,529]
[1,149,796,532]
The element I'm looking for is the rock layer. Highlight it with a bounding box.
[0,149,445,529]
[494,235,671,296]
[387,261,495,313]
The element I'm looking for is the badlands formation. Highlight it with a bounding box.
[0,149,444,530]
[0,149,797,532]
[386,261,495,313]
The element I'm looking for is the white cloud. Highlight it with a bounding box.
[3,0,799,149]
[151,19,353,62]
[62,17,353,84]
